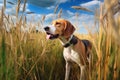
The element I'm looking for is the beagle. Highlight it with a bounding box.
[44,19,92,80]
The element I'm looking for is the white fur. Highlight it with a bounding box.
[49,25,56,34]
[63,47,81,65]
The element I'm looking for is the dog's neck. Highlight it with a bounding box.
[59,35,73,44]
[59,35,78,48]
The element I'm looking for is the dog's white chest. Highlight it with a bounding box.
[63,47,81,64]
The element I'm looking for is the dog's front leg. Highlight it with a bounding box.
[65,61,71,80]
[80,66,87,80]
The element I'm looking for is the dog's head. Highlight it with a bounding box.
[44,19,75,40]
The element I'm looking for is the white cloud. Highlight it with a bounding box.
[5,6,15,15]
[57,0,68,3]
[80,0,100,7]
[46,6,55,10]
[80,0,101,12]
[26,13,43,22]
[68,14,94,25]
[45,13,56,21]
[66,10,74,15]
[26,8,30,12]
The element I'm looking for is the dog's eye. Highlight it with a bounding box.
[55,22,61,28]
[56,22,60,25]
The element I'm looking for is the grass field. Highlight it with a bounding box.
[0,0,120,80]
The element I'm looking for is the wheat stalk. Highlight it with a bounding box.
[71,6,93,12]
[58,8,62,18]
[16,0,21,17]
[4,0,6,9]
[0,7,4,30]
[42,15,46,22]
[54,4,59,14]
[23,0,27,12]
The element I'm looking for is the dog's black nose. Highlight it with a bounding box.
[44,26,49,31]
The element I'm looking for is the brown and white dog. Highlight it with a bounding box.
[44,19,92,80]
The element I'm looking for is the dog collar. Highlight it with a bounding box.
[63,35,78,48]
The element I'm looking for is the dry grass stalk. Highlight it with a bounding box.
[4,14,10,24]
[113,55,117,80]
[54,4,59,14]
[98,0,120,80]
[26,11,35,14]
[10,16,15,25]
[104,27,112,80]
[16,0,21,17]
[23,0,27,12]
[40,15,46,27]
[23,16,26,25]
[102,0,120,20]
[42,15,46,23]
[58,8,62,18]
[105,0,120,46]
[96,26,103,80]
[0,7,4,30]
[71,6,92,12]
[75,12,79,29]
[25,44,47,80]
[4,0,6,9]
[7,1,15,5]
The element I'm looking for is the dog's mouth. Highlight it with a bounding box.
[46,32,59,40]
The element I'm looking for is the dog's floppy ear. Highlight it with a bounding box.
[63,20,75,38]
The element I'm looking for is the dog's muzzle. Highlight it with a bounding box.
[44,26,59,40]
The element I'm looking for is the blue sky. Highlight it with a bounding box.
[0,0,102,33]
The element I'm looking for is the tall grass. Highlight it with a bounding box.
[0,0,120,80]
